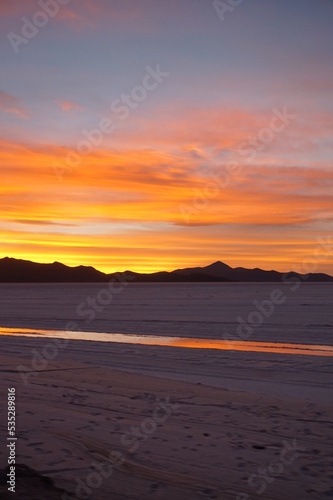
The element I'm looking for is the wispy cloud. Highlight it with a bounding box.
[56,99,83,112]
[1,138,332,230]
[0,91,30,119]
[14,219,76,227]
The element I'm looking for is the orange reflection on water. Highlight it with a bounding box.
[168,338,333,356]
[0,326,333,357]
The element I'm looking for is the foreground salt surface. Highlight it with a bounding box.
[1,336,333,499]
[0,283,332,498]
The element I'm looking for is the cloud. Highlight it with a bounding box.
[99,102,333,168]
[14,219,76,226]
[56,99,83,112]
[23,0,211,35]
[0,0,75,21]
[0,91,30,119]
[0,2,32,17]
[1,138,332,231]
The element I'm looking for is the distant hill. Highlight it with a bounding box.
[0,257,106,283]
[0,257,332,283]
[168,261,333,282]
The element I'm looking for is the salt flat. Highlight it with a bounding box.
[0,283,332,345]
[0,283,332,498]
[0,335,333,499]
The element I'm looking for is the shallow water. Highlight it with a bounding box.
[1,325,333,356]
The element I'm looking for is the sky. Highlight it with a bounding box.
[1,0,333,274]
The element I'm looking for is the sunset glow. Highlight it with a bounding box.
[1,1,333,274]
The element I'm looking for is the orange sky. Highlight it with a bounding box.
[1,1,333,274]
[1,136,332,274]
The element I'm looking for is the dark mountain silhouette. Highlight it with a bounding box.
[168,261,333,282]
[0,257,332,283]
[0,257,106,283]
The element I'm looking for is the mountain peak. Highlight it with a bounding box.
[209,260,231,268]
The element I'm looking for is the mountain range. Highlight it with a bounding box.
[0,257,332,283]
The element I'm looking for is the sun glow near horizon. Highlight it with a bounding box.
[1,1,333,275]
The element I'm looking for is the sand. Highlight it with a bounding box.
[0,335,333,499]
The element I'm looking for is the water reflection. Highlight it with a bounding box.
[1,326,333,357]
